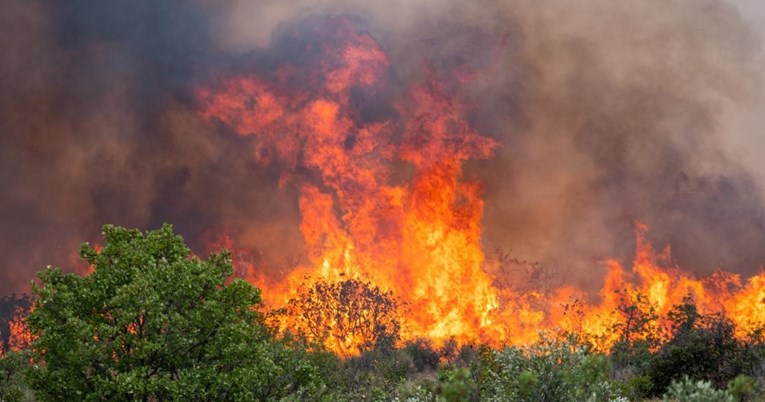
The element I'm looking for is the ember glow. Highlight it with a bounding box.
[196,17,765,355]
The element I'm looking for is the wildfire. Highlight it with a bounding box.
[196,17,765,355]
[1,306,32,356]
[486,222,765,352]
[197,17,499,354]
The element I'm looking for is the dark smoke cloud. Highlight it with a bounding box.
[0,0,763,295]
[464,0,765,286]
[0,0,303,294]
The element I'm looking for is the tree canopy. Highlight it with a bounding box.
[25,224,323,401]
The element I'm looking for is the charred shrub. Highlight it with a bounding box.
[285,279,401,356]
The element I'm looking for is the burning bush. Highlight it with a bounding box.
[282,279,401,356]
[0,295,30,355]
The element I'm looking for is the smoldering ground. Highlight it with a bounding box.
[0,0,763,295]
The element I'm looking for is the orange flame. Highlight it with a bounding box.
[198,18,500,353]
[7,306,33,352]
[496,223,765,351]
[197,17,765,355]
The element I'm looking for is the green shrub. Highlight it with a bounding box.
[404,339,440,372]
[477,336,626,402]
[618,374,653,400]
[727,374,758,401]
[436,367,479,402]
[648,315,746,395]
[0,350,30,402]
[663,376,734,402]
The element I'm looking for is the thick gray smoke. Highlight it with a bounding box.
[0,0,762,295]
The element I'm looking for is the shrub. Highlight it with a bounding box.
[647,314,746,395]
[726,374,758,401]
[404,339,441,372]
[0,350,30,402]
[477,336,626,402]
[435,367,479,402]
[663,376,734,402]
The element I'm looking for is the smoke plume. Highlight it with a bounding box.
[0,0,763,296]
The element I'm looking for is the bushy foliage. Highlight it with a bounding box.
[0,350,31,402]
[603,292,765,398]
[331,348,411,400]
[323,339,443,401]
[25,224,327,401]
[727,374,758,400]
[638,296,754,396]
[393,366,479,402]
[403,339,441,372]
[477,336,626,402]
[663,376,734,402]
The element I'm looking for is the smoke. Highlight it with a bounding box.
[480,0,765,286]
[0,0,763,295]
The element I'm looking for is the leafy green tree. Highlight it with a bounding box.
[0,350,30,402]
[435,367,479,402]
[25,224,325,401]
[647,310,746,396]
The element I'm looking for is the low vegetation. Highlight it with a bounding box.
[2,224,765,401]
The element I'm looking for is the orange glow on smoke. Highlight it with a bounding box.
[197,17,765,355]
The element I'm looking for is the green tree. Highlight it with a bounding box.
[25,224,325,401]
[646,312,745,396]
[613,290,659,348]
[0,349,30,402]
